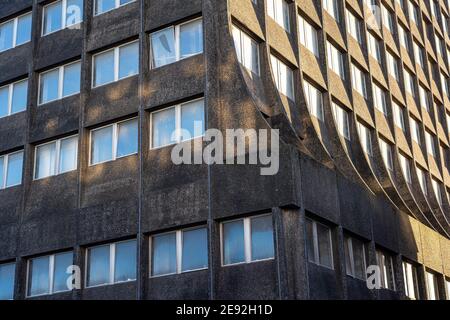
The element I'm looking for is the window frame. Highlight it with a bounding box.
[0,150,24,189]
[0,12,32,53]
[376,248,396,291]
[402,260,420,300]
[306,218,334,270]
[270,54,295,100]
[0,262,16,300]
[344,235,367,280]
[331,102,350,140]
[93,0,136,16]
[0,78,28,118]
[42,0,83,37]
[425,270,440,300]
[231,24,260,75]
[298,14,319,57]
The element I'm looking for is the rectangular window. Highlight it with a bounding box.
[425,131,436,158]
[393,101,405,131]
[357,122,373,156]
[298,15,319,57]
[86,240,136,287]
[410,117,421,145]
[270,54,295,100]
[324,0,339,21]
[0,79,28,118]
[402,261,419,299]
[346,9,362,43]
[331,103,350,140]
[43,0,83,36]
[303,80,324,121]
[368,33,381,62]
[39,61,81,105]
[344,235,366,280]
[379,138,394,171]
[408,1,419,26]
[351,63,367,97]
[0,12,32,52]
[399,153,412,184]
[404,69,416,97]
[386,51,399,81]
[232,25,260,75]
[413,41,424,69]
[34,135,78,180]
[327,41,345,79]
[151,98,205,149]
[419,85,430,111]
[0,151,23,189]
[440,72,449,97]
[381,4,394,31]
[432,178,443,206]
[417,166,428,195]
[150,18,203,69]
[93,41,139,87]
[0,263,15,300]
[151,227,208,277]
[221,214,275,266]
[27,251,73,297]
[373,83,387,115]
[267,0,290,32]
[398,24,409,52]
[376,249,396,290]
[90,118,138,165]
[94,0,135,15]
[426,271,440,300]
[306,218,333,269]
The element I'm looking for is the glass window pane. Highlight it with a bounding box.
[35,142,57,179]
[182,228,208,272]
[6,152,23,187]
[0,157,4,188]
[0,263,15,300]
[0,21,14,51]
[63,62,81,97]
[151,27,176,68]
[114,240,136,283]
[152,107,176,148]
[250,215,274,261]
[59,136,78,174]
[306,219,315,263]
[94,50,115,87]
[39,69,59,104]
[181,100,204,140]
[0,86,9,117]
[43,1,62,35]
[152,233,177,276]
[117,119,138,158]
[16,13,32,46]
[222,220,245,265]
[180,19,203,59]
[352,238,365,279]
[88,245,110,287]
[317,223,333,268]
[28,256,50,296]
[344,238,352,275]
[91,126,113,164]
[52,252,73,293]
[66,0,83,27]
[11,80,28,114]
[95,0,116,15]
[119,42,139,79]
[232,26,242,63]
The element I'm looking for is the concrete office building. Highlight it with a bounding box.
[0,0,450,300]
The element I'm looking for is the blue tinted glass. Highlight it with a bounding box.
[6,152,23,187]
[182,228,208,272]
[16,14,31,46]
[119,42,139,79]
[53,252,73,293]
[251,215,274,261]
[63,62,81,97]
[40,69,59,104]
[117,119,138,158]
[88,245,110,287]
[59,136,78,174]
[43,1,62,35]
[0,263,15,300]
[91,126,113,164]
[0,87,8,117]
[95,0,115,14]
[223,220,245,265]
[11,80,27,114]
[29,256,50,296]
[152,107,176,148]
[152,233,176,276]
[151,27,176,67]
[180,20,203,59]
[0,157,4,188]
[0,21,14,51]
[94,50,115,86]
[181,100,204,140]
[114,240,136,283]
[120,0,134,4]
[66,0,83,26]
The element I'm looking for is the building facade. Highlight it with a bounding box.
[1,0,450,300]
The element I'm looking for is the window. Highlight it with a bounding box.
[27,251,73,297]
[373,83,387,114]
[270,54,294,100]
[399,153,412,184]
[0,151,23,189]
[419,85,430,111]
[332,103,350,140]
[346,9,362,43]
[344,235,366,280]
[398,24,409,52]
[402,261,419,299]
[34,135,78,180]
[410,117,421,145]
[151,98,205,149]
[357,122,372,156]
[440,72,449,97]
[232,25,260,75]
[379,138,394,171]
[327,41,345,79]
[221,214,275,266]
[408,1,419,26]
[93,41,139,87]
[151,227,208,276]
[94,0,135,15]
[39,61,81,105]
[446,278,450,300]
[381,4,394,32]
[351,63,367,97]
[324,0,339,21]
[426,271,440,300]
[393,101,405,131]
[386,51,399,81]
[413,41,424,69]
[267,0,290,31]
[0,79,28,118]
[0,263,15,300]
[303,80,323,121]
[432,178,443,206]
[86,240,136,287]
[425,131,436,158]
[404,69,416,97]
[0,12,32,52]
[150,18,203,68]
[306,218,333,269]
[368,33,381,62]
[416,166,428,195]
[90,118,138,165]
[298,15,319,56]
[43,0,83,36]
[376,249,396,290]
